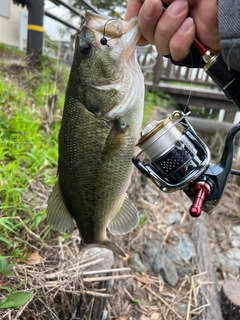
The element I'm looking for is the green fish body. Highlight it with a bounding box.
[47,11,144,257]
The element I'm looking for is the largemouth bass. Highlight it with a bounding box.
[47,10,144,257]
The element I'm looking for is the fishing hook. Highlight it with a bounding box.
[100,18,125,47]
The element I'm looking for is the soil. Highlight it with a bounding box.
[1,59,240,320]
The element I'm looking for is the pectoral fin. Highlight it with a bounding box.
[101,118,128,162]
[108,196,139,235]
[47,181,75,233]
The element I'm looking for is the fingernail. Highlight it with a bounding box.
[142,0,159,19]
[168,0,187,16]
[179,17,194,34]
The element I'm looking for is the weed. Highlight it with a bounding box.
[143,89,175,126]
[0,256,34,309]
[0,43,25,58]
[0,54,68,254]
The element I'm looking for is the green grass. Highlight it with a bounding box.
[0,54,69,255]
[143,89,176,127]
[0,43,25,57]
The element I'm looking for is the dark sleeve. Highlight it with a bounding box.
[165,1,240,71]
[164,46,205,69]
[218,0,240,72]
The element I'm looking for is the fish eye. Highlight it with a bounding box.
[79,41,92,56]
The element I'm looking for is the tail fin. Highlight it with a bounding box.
[79,238,126,257]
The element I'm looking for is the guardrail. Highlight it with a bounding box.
[137,46,238,123]
[45,0,98,31]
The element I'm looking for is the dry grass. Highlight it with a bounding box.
[1,168,239,320]
[1,105,240,319]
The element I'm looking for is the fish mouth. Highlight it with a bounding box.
[85,10,140,50]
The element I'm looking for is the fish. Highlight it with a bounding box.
[46,10,145,257]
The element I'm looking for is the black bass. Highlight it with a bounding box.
[47,10,144,257]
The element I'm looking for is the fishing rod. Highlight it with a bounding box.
[132,1,240,217]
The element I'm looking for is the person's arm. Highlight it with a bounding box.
[218,0,240,72]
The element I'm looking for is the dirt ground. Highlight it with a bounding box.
[1,104,240,320]
[1,57,240,319]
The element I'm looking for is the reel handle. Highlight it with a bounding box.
[189,182,211,217]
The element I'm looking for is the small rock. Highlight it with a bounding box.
[143,240,165,273]
[165,212,182,224]
[79,247,114,271]
[217,252,240,275]
[131,252,148,273]
[232,225,240,235]
[225,247,240,261]
[176,266,195,277]
[167,233,195,262]
[161,255,179,287]
[231,237,240,247]
[143,239,179,287]
[174,303,188,314]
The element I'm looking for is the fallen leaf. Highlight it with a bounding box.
[140,316,150,320]
[150,312,161,320]
[177,228,185,233]
[23,252,41,266]
[117,317,128,320]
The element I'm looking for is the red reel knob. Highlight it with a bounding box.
[189,182,211,218]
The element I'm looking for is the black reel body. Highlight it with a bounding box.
[133,111,240,217]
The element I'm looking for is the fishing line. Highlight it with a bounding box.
[183,51,194,114]
[158,0,194,114]
[100,19,126,47]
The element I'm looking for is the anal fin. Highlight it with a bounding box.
[108,196,139,236]
[46,181,75,233]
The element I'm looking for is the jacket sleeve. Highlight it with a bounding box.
[218,0,240,72]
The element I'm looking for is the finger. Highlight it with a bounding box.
[189,1,220,51]
[124,0,142,20]
[153,0,189,56]
[138,0,164,44]
[124,0,147,45]
[170,17,195,61]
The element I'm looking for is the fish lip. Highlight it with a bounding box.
[85,10,140,45]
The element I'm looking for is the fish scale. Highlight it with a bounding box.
[60,107,132,243]
[47,10,144,257]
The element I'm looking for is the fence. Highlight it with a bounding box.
[137,46,239,123]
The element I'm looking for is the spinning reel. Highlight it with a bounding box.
[133,110,240,217]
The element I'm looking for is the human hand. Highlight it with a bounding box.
[125,0,220,63]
